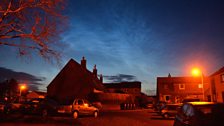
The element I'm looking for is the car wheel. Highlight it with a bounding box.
[93,111,98,118]
[73,111,79,119]
[42,109,48,118]
[163,113,169,119]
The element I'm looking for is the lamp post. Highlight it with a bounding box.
[19,84,26,102]
[192,68,204,101]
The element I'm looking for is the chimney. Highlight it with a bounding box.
[168,73,171,77]
[93,64,97,77]
[100,74,103,83]
[81,57,86,69]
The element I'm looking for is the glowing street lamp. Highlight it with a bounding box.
[191,68,204,101]
[19,84,26,96]
[192,68,200,76]
[19,84,26,102]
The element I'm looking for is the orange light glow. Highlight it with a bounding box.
[191,68,201,76]
[84,103,89,107]
[20,85,26,90]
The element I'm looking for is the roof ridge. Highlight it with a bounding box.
[210,66,224,76]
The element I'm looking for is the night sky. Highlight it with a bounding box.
[0,0,224,94]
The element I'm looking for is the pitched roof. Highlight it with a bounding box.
[210,66,224,76]
[157,76,209,83]
[47,59,104,100]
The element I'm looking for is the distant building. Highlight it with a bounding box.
[26,91,47,99]
[103,81,141,95]
[47,57,104,104]
[157,74,209,103]
[210,66,224,102]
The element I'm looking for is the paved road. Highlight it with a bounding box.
[79,109,174,126]
[0,109,174,126]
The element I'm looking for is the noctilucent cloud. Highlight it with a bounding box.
[0,0,224,94]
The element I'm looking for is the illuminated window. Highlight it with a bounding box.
[198,84,203,88]
[179,84,185,90]
[221,74,224,82]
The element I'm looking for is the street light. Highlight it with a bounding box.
[191,68,204,101]
[19,84,26,102]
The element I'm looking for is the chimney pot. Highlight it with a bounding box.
[81,56,86,69]
[93,64,97,77]
[168,73,171,77]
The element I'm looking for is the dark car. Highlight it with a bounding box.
[160,104,182,119]
[21,98,59,117]
[38,98,60,117]
[3,101,23,114]
[20,98,45,114]
[173,102,224,126]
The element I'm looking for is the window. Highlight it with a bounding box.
[163,95,171,102]
[198,84,203,88]
[179,84,185,90]
[78,100,83,105]
[221,74,224,82]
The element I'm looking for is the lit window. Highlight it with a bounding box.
[198,84,203,88]
[179,84,185,90]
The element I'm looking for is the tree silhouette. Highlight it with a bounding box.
[0,78,18,101]
[0,0,66,63]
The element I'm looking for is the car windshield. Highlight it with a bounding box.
[83,100,90,104]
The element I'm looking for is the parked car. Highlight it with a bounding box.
[3,101,23,114]
[20,98,59,117]
[173,102,224,126]
[160,103,182,119]
[39,98,60,117]
[57,99,99,119]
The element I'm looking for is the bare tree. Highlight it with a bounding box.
[0,0,66,63]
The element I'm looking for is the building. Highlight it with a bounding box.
[157,75,209,103]
[26,91,47,99]
[47,57,104,104]
[210,66,224,102]
[103,81,141,95]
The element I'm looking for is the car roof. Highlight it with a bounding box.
[185,102,215,106]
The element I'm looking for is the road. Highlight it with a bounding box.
[79,109,174,126]
[0,109,174,126]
